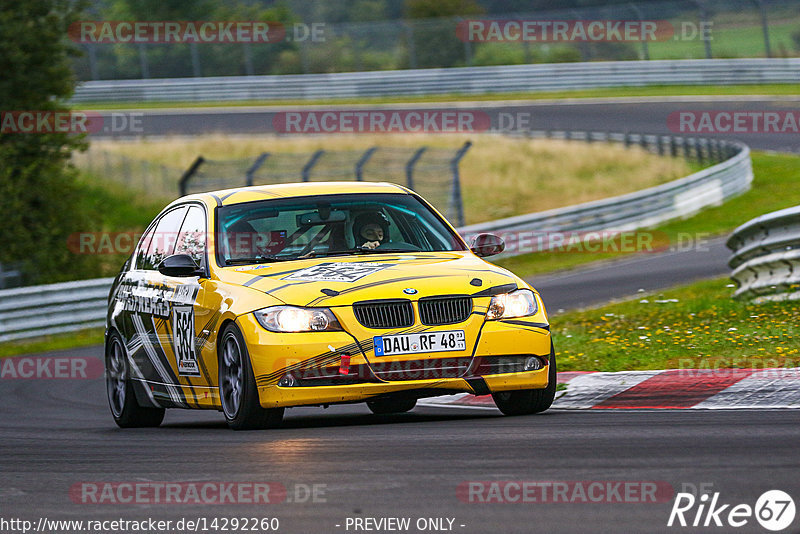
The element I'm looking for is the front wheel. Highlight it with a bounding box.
[367,397,417,415]
[219,323,284,430]
[106,332,165,428]
[492,342,557,416]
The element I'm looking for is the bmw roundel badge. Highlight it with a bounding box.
[403,288,418,295]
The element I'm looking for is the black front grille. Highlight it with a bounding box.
[418,295,473,326]
[353,299,414,329]
[371,357,472,381]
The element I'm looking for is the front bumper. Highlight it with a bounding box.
[236,307,552,409]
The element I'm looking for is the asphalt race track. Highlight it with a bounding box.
[3,97,799,533]
[2,243,796,533]
[102,96,800,154]
[530,237,731,311]
[2,370,799,534]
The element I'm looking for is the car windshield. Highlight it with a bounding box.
[216,192,466,265]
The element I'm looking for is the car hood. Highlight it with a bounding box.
[215,251,522,307]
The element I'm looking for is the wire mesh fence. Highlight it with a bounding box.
[71,0,798,81]
[70,130,733,238]
[179,143,472,226]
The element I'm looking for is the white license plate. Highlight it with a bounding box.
[373,330,466,356]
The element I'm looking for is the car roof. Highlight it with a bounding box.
[179,181,412,208]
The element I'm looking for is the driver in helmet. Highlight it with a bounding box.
[352,211,390,250]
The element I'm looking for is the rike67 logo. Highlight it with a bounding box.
[668,488,795,531]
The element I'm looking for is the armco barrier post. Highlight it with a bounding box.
[178,156,205,196]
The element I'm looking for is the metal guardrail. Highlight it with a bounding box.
[727,205,800,301]
[1,131,752,342]
[0,278,114,343]
[71,58,800,103]
[460,131,752,257]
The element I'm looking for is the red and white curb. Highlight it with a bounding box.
[417,368,800,410]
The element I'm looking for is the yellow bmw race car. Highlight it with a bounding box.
[105,182,556,430]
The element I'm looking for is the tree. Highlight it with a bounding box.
[404,0,484,68]
[0,0,93,283]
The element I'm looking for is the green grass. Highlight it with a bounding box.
[75,175,166,232]
[647,18,799,60]
[0,328,104,358]
[76,84,799,110]
[553,277,800,372]
[0,174,166,355]
[65,174,167,279]
[495,151,800,278]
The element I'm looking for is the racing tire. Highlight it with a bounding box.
[492,341,557,416]
[106,332,165,428]
[366,397,417,415]
[219,323,284,430]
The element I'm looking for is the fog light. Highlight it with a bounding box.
[524,357,543,371]
[278,374,296,387]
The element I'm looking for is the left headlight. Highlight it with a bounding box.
[254,306,342,333]
[486,289,538,320]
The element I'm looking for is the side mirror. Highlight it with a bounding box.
[469,233,505,258]
[158,254,204,278]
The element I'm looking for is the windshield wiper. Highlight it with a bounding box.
[224,256,292,265]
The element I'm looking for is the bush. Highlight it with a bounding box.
[473,42,543,65]
[544,46,583,63]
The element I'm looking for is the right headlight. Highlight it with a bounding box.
[254,306,342,333]
[486,289,538,320]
